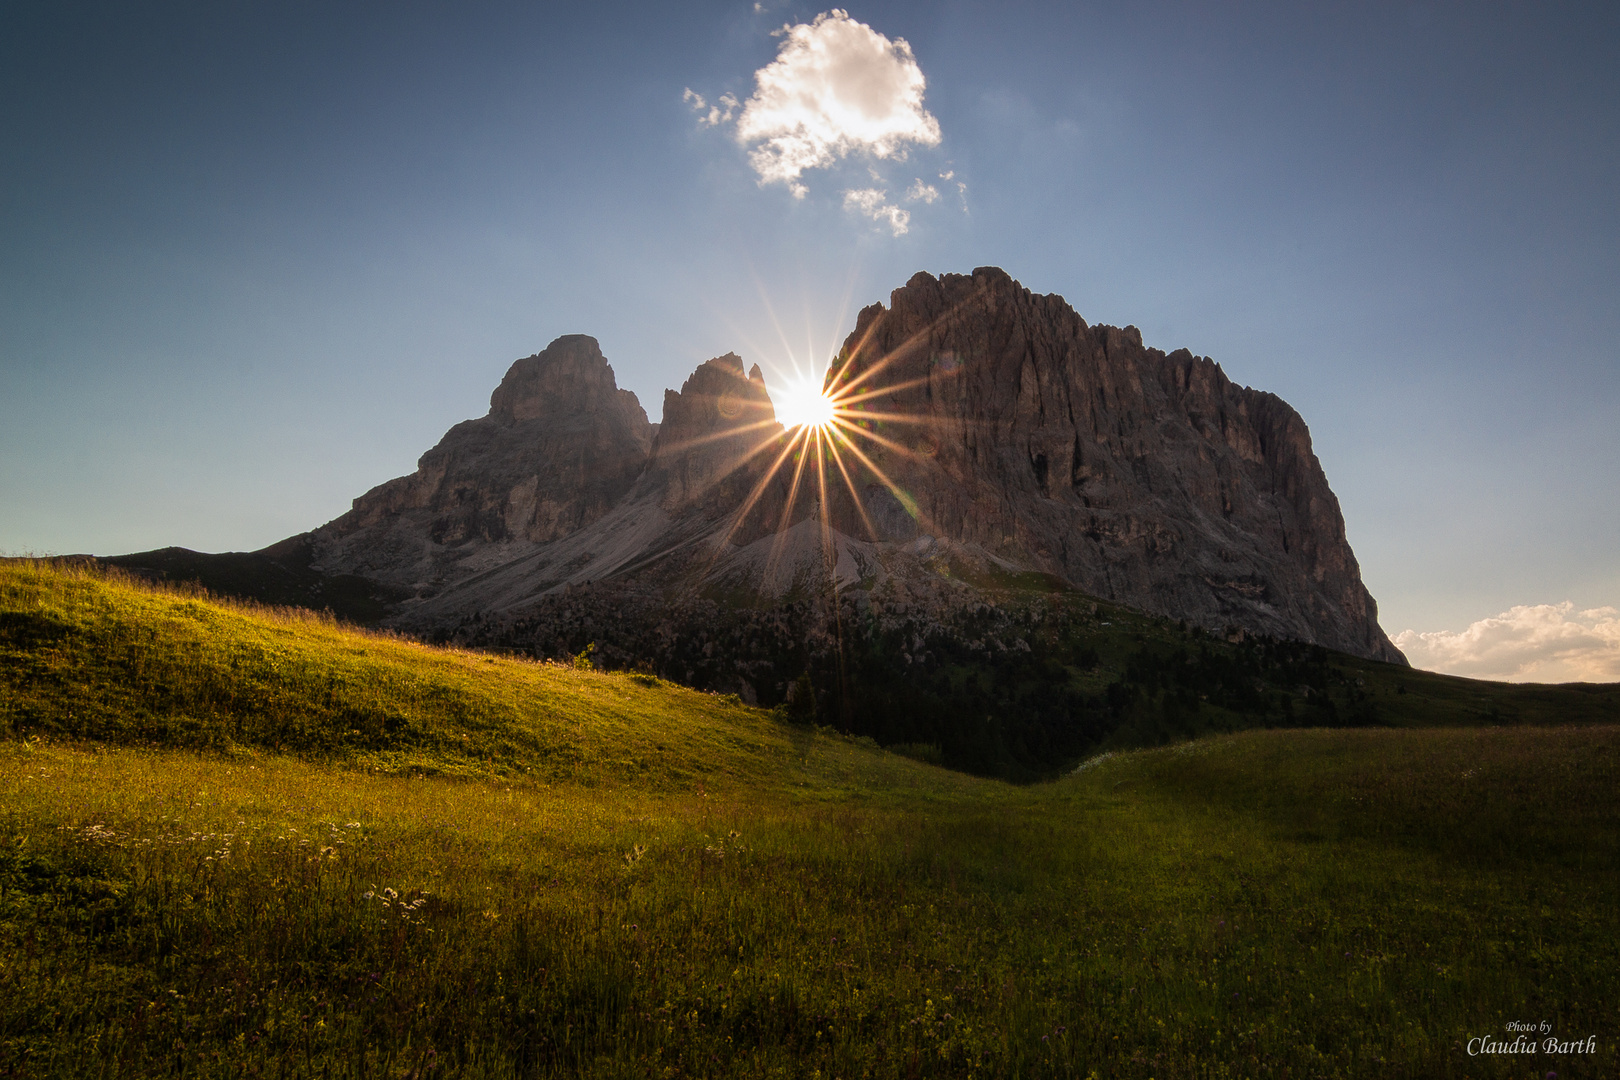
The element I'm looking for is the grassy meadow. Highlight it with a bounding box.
[1,561,1617,1078]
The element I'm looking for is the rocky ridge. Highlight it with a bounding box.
[303,268,1403,668]
[813,268,1401,663]
[310,335,656,591]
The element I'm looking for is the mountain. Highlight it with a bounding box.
[92,268,1416,773]
[298,267,1400,664]
[308,334,657,591]
[818,268,1402,663]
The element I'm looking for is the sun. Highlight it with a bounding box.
[704,331,961,581]
[773,375,837,431]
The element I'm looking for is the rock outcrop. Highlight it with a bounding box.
[310,335,653,590]
[645,354,781,521]
[297,271,1402,664]
[820,268,1400,662]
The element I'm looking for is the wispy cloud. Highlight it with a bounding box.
[683,88,738,128]
[904,178,938,203]
[839,175,948,236]
[713,9,940,199]
[1394,602,1620,683]
[842,188,908,235]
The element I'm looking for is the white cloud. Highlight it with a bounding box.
[732,10,941,195]
[905,178,938,203]
[1394,602,1620,683]
[683,88,738,128]
[842,187,909,235]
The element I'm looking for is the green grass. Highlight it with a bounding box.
[1,562,1617,1078]
[85,547,1620,781]
[0,560,805,788]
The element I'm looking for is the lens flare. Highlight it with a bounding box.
[774,377,837,431]
[704,303,972,593]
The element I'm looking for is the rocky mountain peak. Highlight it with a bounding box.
[309,335,654,587]
[829,268,1401,662]
[649,353,780,515]
[487,334,652,448]
[299,270,1400,665]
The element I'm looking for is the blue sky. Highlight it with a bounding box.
[3,1,1617,678]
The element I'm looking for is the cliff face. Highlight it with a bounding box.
[821,268,1401,662]
[297,270,1401,664]
[310,335,653,589]
[646,354,782,518]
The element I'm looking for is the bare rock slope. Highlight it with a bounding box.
[304,269,1402,664]
[820,268,1402,663]
[310,335,655,591]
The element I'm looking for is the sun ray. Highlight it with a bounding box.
[663,421,805,555]
[761,424,822,582]
[716,425,807,551]
[774,425,817,535]
[813,425,836,572]
[828,415,933,465]
[687,291,991,594]
[648,417,785,456]
[822,430,882,542]
[751,275,810,385]
[832,348,908,400]
[824,312,887,391]
[828,408,933,427]
[829,293,983,402]
[713,424,802,479]
[829,326,935,398]
[826,422,938,537]
[832,372,939,408]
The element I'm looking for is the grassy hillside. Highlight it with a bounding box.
[1,562,1617,1078]
[102,539,405,626]
[440,562,1620,781]
[88,549,1620,780]
[0,560,811,788]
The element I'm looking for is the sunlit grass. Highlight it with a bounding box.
[4,729,1616,1077]
[1,562,1617,1077]
[0,559,834,789]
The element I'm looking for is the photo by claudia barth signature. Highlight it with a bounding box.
[1466,1020,1598,1057]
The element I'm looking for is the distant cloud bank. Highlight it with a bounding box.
[1395,602,1620,683]
[685,9,950,233]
